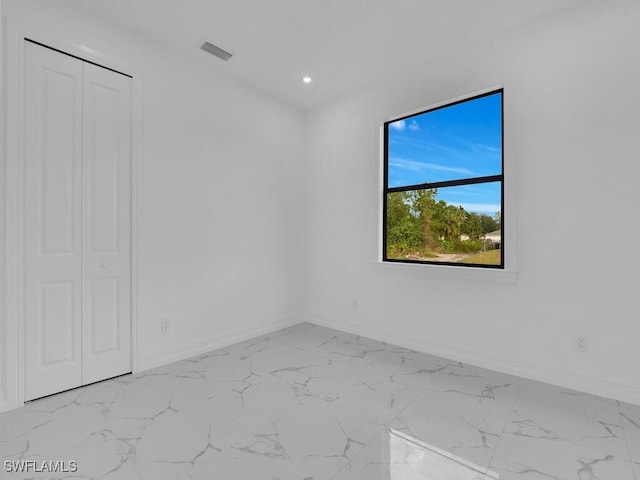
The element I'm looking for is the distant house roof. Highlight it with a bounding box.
[484,230,501,242]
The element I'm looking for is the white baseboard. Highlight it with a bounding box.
[308,313,640,407]
[138,313,304,372]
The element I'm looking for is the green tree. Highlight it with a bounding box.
[411,189,438,252]
[386,189,500,257]
[479,213,499,234]
[386,192,422,254]
[462,212,483,239]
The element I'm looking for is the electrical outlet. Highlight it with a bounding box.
[576,334,588,352]
[161,318,170,334]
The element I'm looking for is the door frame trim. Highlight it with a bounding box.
[4,19,142,411]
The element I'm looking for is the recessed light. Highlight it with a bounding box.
[302,76,312,84]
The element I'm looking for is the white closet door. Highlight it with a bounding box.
[24,41,133,400]
[81,62,132,384]
[24,42,84,400]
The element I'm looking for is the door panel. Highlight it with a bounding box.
[87,83,120,254]
[40,281,76,364]
[24,41,83,400]
[88,278,120,354]
[81,62,132,385]
[40,69,79,255]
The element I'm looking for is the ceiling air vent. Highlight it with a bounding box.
[200,42,233,61]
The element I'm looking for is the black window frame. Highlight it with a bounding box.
[382,88,504,269]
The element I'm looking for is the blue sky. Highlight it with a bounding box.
[387,91,502,215]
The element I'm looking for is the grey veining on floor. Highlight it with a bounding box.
[1,322,639,479]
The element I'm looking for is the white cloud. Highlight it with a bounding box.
[389,157,474,176]
[389,119,406,131]
[476,143,501,154]
[390,119,420,132]
[453,138,501,157]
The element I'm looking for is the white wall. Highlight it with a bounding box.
[305,0,640,404]
[1,0,306,410]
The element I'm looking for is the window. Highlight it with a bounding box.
[383,89,504,268]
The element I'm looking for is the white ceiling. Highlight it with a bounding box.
[60,0,588,110]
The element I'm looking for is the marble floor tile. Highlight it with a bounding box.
[333,428,499,480]
[489,382,635,480]
[316,332,395,370]
[0,392,121,479]
[328,366,423,426]
[133,427,316,480]
[239,397,380,479]
[620,402,640,480]
[390,376,520,469]
[1,322,638,480]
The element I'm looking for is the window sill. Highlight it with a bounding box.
[371,260,518,283]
